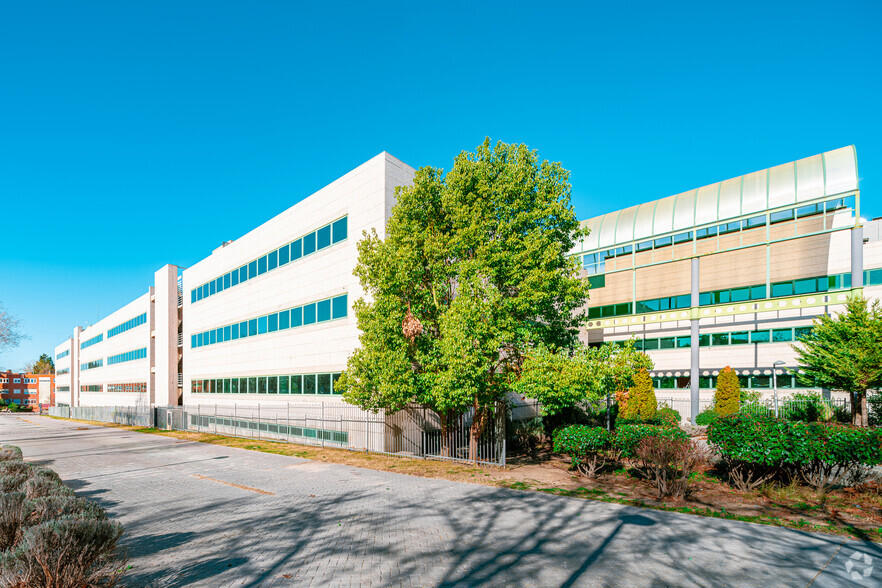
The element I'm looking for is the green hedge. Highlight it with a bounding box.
[553,424,689,468]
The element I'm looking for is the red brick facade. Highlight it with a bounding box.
[0,371,55,408]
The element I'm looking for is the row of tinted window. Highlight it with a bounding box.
[80,334,103,350]
[56,350,69,360]
[57,368,70,375]
[80,385,102,392]
[191,216,348,304]
[107,382,147,393]
[56,386,70,392]
[80,359,103,370]
[191,294,348,349]
[107,347,147,366]
[580,196,856,272]
[192,372,343,395]
[189,414,348,444]
[107,313,147,338]
[629,326,812,351]
[654,374,801,390]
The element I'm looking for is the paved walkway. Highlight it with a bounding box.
[1,415,880,587]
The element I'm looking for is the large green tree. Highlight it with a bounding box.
[514,339,653,418]
[25,354,55,375]
[793,295,882,427]
[338,139,590,460]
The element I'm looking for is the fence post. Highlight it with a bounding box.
[321,402,325,448]
[258,403,261,440]
[497,402,506,467]
[214,404,218,434]
[197,404,200,433]
[286,402,290,444]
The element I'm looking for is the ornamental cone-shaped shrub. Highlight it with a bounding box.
[627,368,657,422]
[715,366,741,416]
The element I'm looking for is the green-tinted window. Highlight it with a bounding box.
[317,299,331,322]
[752,375,771,388]
[332,217,347,243]
[317,373,332,394]
[750,285,766,299]
[730,331,749,345]
[659,337,675,349]
[258,377,267,394]
[317,225,332,250]
[750,330,770,343]
[699,376,713,388]
[268,376,277,394]
[795,326,812,340]
[772,328,793,342]
[332,295,348,319]
[303,232,316,256]
[290,375,302,394]
[588,274,605,289]
[676,336,691,348]
[738,376,750,388]
[793,278,818,295]
[303,374,316,394]
[332,373,342,394]
[231,378,238,394]
[643,339,659,350]
[279,376,289,394]
[224,379,231,394]
[771,282,793,297]
[730,287,750,302]
[711,333,729,346]
[248,377,257,394]
[699,334,710,347]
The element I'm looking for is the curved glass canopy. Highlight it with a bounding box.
[578,146,858,252]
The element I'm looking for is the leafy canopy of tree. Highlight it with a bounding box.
[24,354,55,375]
[794,295,882,427]
[515,340,653,417]
[338,139,590,458]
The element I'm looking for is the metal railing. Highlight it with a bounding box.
[657,396,852,424]
[50,400,539,466]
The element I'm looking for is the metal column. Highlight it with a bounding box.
[690,257,700,424]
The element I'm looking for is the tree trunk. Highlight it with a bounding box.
[852,391,869,427]
[468,402,490,463]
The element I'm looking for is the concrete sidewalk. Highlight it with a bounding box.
[1,414,879,587]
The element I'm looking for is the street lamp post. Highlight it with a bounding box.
[772,360,786,418]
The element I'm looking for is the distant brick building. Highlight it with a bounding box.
[0,371,55,408]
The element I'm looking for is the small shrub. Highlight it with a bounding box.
[614,424,688,459]
[625,369,657,422]
[714,367,740,416]
[0,475,28,494]
[553,425,612,478]
[635,437,707,498]
[796,423,882,493]
[27,496,108,526]
[0,517,125,587]
[0,446,23,462]
[24,475,74,500]
[657,406,681,427]
[694,409,717,426]
[740,389,762,405]
[0,461,34,478]
[707,413,796,490]
[780,392,837,423]
[0,493,28,551]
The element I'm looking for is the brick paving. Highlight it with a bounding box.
[2,415,880,587]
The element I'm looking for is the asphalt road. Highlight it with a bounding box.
[1,414,880,587]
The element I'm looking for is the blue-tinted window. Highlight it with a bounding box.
[215,277,223,293]
[224,273,231,289]
[303,232,316,256]
[239,321,248,338]
[249,319,258,336]
[746,215,766,228]
[268,250,278,271]
[772,328,793,342]
[751,330,770,343]
[636,240,652,252]
[291,306,302,327]
[317,225,332,250]
[332,295,347,319]
[332,217,347,243]
[191,334,197,348]
[290,239,302,261]
[257,256,267,275]
[258,316,267,334]
[279,310,290,329]
[231,270,239,287]
[239,266,247,283]
[278,245,289,266]
[303,303,316,325]
[317,299,331,322]
[730,331,749,345]
[771,282,793,297]
[770,209,794,224]
[248,260,257,279]
[223,325,231,341]
[730,287,750,302]
[196,288,203,301]
[268,313,278,332]
[209,330,216,345]
[751,285,766,299]
[673,232,692,244]
[191,290,197,303]
[209,281,216,295]
[231,323,239,340]
[216,328,224,342]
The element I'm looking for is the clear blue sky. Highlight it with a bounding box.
[1,1,880,370]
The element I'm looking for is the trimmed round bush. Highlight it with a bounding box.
[714,367,740,417]
[0,446,23,462]
[614,424,688,459]
[657,406,681,427]
[694,409,718,426]
[553,425,612,477]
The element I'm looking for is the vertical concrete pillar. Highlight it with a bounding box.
[690,257,700,424]
[71,326,82,407]
[852,226,864,289]
[154,265,180,407]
